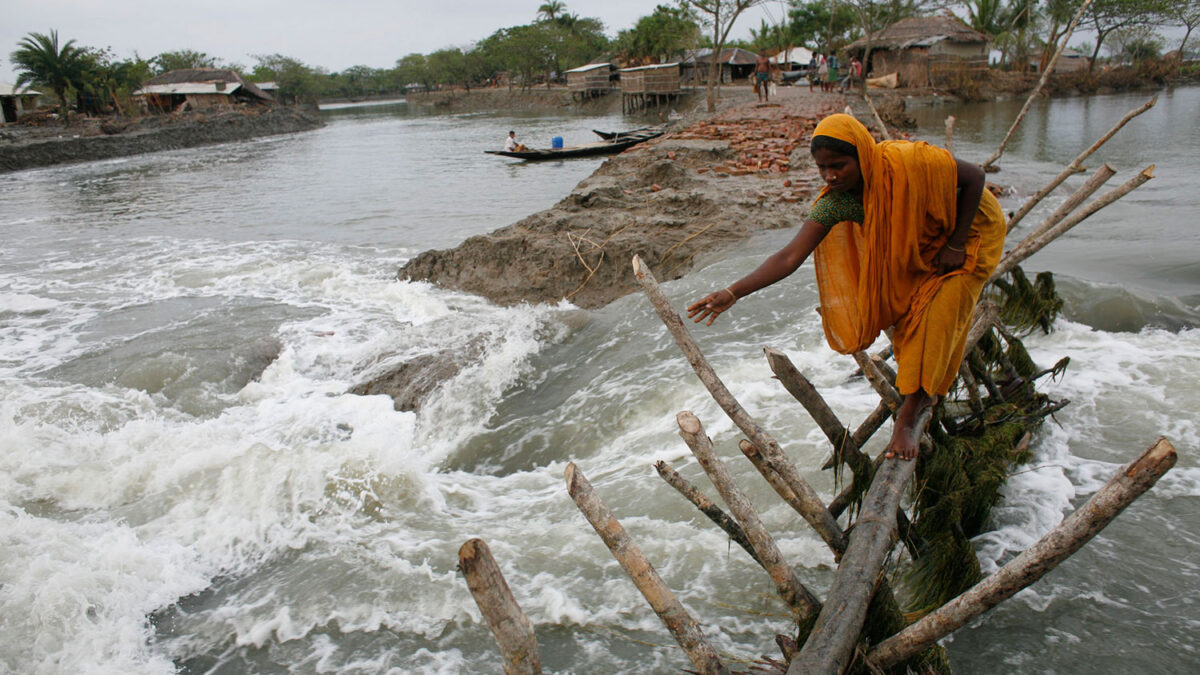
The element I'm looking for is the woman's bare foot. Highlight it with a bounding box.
[886,389,935,460]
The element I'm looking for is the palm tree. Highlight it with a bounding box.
[10,30,88,123]
[537,1,566,22]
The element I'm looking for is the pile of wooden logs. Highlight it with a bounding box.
[457,96,1173,675]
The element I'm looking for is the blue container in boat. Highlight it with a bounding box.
[551,136,564,149]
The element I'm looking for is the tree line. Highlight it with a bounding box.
[8,0,1196,120]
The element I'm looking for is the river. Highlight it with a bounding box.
[1,90,1196,674]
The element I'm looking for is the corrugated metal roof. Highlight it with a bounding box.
[0,82,41,96]
[775,47,814,65]
[620,63,679,72]
[134,83,244,96]
[566,63,611,73]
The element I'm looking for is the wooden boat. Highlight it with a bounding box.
[485,126,665,161]
[592,126,652,140]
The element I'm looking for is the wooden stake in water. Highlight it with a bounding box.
[458,538,542,675]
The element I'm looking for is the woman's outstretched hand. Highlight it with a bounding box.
[687,289,737,326]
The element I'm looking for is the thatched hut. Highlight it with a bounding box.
[846,16,989,88]
[134,69,274,112]
[681,47,761,84]
[0,82,41,123]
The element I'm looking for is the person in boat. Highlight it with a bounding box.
[755,51,773,102]
[505,131,527,152]
[687,113,1006,460]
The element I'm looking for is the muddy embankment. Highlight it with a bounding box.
[354,90,854,409]
[0,105,325,173]
[405,87,625,114]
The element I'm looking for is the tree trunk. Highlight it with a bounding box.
[631,255,847,554]
[565,463,730,675]
[786,409,931,675]
[867,437,1177,669]
[676,411,822,621]
[1005,96,1155,230]
[458,539,542,675]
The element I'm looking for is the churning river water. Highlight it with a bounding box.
[1,90,1197,674]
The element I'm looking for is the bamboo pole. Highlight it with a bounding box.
[991,165,1155,281]
[565,462,730,675]
[458,538,543,675]
[1006,96,1157,230]
[654,460,764,566]
[677,411,822,620]
[980,0,1093,171]
[867,437,1178,669]
[787,407,934,675]
[632,255,847,554]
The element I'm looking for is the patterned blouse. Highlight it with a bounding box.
[808,189,864,227]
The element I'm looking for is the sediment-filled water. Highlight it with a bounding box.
[1,91,1197,674]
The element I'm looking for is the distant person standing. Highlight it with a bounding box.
[825,52,840,93]
[808,54,821,92]
[755,51,773,102]
[817,54,830,93]
[842,55,863,93]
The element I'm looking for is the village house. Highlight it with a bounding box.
[0,82,41,123]
[565,62,615,101]
[681,47,760,85]
[134,68,274,113]
[618,63,681,113]
[846,15,990,88]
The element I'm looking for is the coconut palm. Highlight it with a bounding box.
[537,1,566,22]
[10,30,88,122]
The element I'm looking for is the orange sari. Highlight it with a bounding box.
[810,114,1006,396]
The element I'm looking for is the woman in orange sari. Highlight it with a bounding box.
[688,113,1006,460]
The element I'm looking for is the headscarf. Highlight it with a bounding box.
[809,114,965,354]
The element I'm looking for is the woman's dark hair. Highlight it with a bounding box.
[810,135,858,159]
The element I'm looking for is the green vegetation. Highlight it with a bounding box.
[6,0,1196,118]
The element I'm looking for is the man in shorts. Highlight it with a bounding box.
[755,51,773,102]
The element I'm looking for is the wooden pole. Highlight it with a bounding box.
[980,0,1093,171]
[862,91,893,141]
[677,411,822,620]
[458,538,543,675]
[654,460,764,567]
[996,163,1115,272]
[632,255,847,554]
[764,347,870,478]
[565,462,730,675]
[867,437,1178,669]
[991,165,1155,281]
[852,351,903,411]
[1006,96,1156,230]
[787,407,934,675]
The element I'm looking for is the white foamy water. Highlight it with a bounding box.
[1,95,1197,674]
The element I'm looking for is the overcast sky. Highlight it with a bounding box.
[1,0,792,83]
